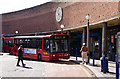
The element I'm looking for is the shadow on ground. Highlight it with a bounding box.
[16,58,77,65]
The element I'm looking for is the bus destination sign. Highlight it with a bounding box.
[52,36,68,39]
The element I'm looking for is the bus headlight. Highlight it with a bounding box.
[64,54,68,56]
[53,55,55,57]
[51,54,56,57]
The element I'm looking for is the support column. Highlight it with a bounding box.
[82,27,86,44]
[102,22,107,56]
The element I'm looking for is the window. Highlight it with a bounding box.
[50,39,68,53]
[21,38,42,49]
[14,39,20,47]
[8,40,13,47]
[5,40,8,45]
[44,38,49,52]
[36,38,42,49]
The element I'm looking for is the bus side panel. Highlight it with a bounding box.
[23,48,38,59]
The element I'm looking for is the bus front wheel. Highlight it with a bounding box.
[38,54,42,61]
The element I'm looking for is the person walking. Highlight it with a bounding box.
[16,45,25,67]
[80,43,88,64]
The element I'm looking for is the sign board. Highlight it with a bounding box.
[111,35,114,43]
[24,48,36,54]
[117,32,120,63]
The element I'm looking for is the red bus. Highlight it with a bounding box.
[3,34,70,61]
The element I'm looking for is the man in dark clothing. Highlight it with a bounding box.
[16,45,25,67]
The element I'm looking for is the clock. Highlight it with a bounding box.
[56,7,63,22]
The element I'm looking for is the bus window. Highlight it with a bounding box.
[5,40,8,45]
[14,39,20,47]
[8,40,13,47]
[31,39,36,48]
[23,39,28,48]
[44,38,49,52]
[36,38,42,49]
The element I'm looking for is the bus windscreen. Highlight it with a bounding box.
[50,35,69,53]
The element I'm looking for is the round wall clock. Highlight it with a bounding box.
[56,7,63,22]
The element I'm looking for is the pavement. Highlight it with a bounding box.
[0,52,118,78]
[69,56,117,79]
[0,52,96,78]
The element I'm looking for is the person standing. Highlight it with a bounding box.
[16,45,25,67]
[80,43,88,64]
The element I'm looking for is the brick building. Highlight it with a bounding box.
[2,2,119,34]
[1,2,120,60]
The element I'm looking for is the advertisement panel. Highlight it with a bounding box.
[24,48,36,54]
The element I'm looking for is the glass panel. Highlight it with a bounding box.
[36,38,42,49]
[8,40,13,47]
[50,39,68,53]
[44,38,49,52]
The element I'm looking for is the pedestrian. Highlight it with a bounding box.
[16,45,25,67]
[80,43,88,64]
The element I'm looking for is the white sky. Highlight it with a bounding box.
[0,0,51,14]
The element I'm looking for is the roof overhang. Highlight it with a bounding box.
[62,14,120,32]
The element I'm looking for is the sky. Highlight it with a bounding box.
[0,0,51,14]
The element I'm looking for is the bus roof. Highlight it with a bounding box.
[13,35,51,38]
[4,34,68,39]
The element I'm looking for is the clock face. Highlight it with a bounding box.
[56,7,63,22]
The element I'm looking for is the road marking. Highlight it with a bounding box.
[80,65,91,77]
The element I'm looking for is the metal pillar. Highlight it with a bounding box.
[101,22,108,73]
[87,20,90,64]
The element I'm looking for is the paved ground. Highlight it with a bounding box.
[0,53,96,77]
[70,56,117,79]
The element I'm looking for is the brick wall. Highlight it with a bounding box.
[2,2,119,34]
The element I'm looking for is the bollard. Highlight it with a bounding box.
[93,50,95,66]
[103,56,106,73]
[101,57,103,72]
[76,48,78,64]
[76,48,78,61]
[101,51,105,72]
[116,54,119,79]
[102,51,108,73]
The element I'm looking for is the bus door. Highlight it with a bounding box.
[44,38,50,52]
[42,38,50,60]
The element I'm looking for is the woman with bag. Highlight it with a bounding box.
[80,43,88,64]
